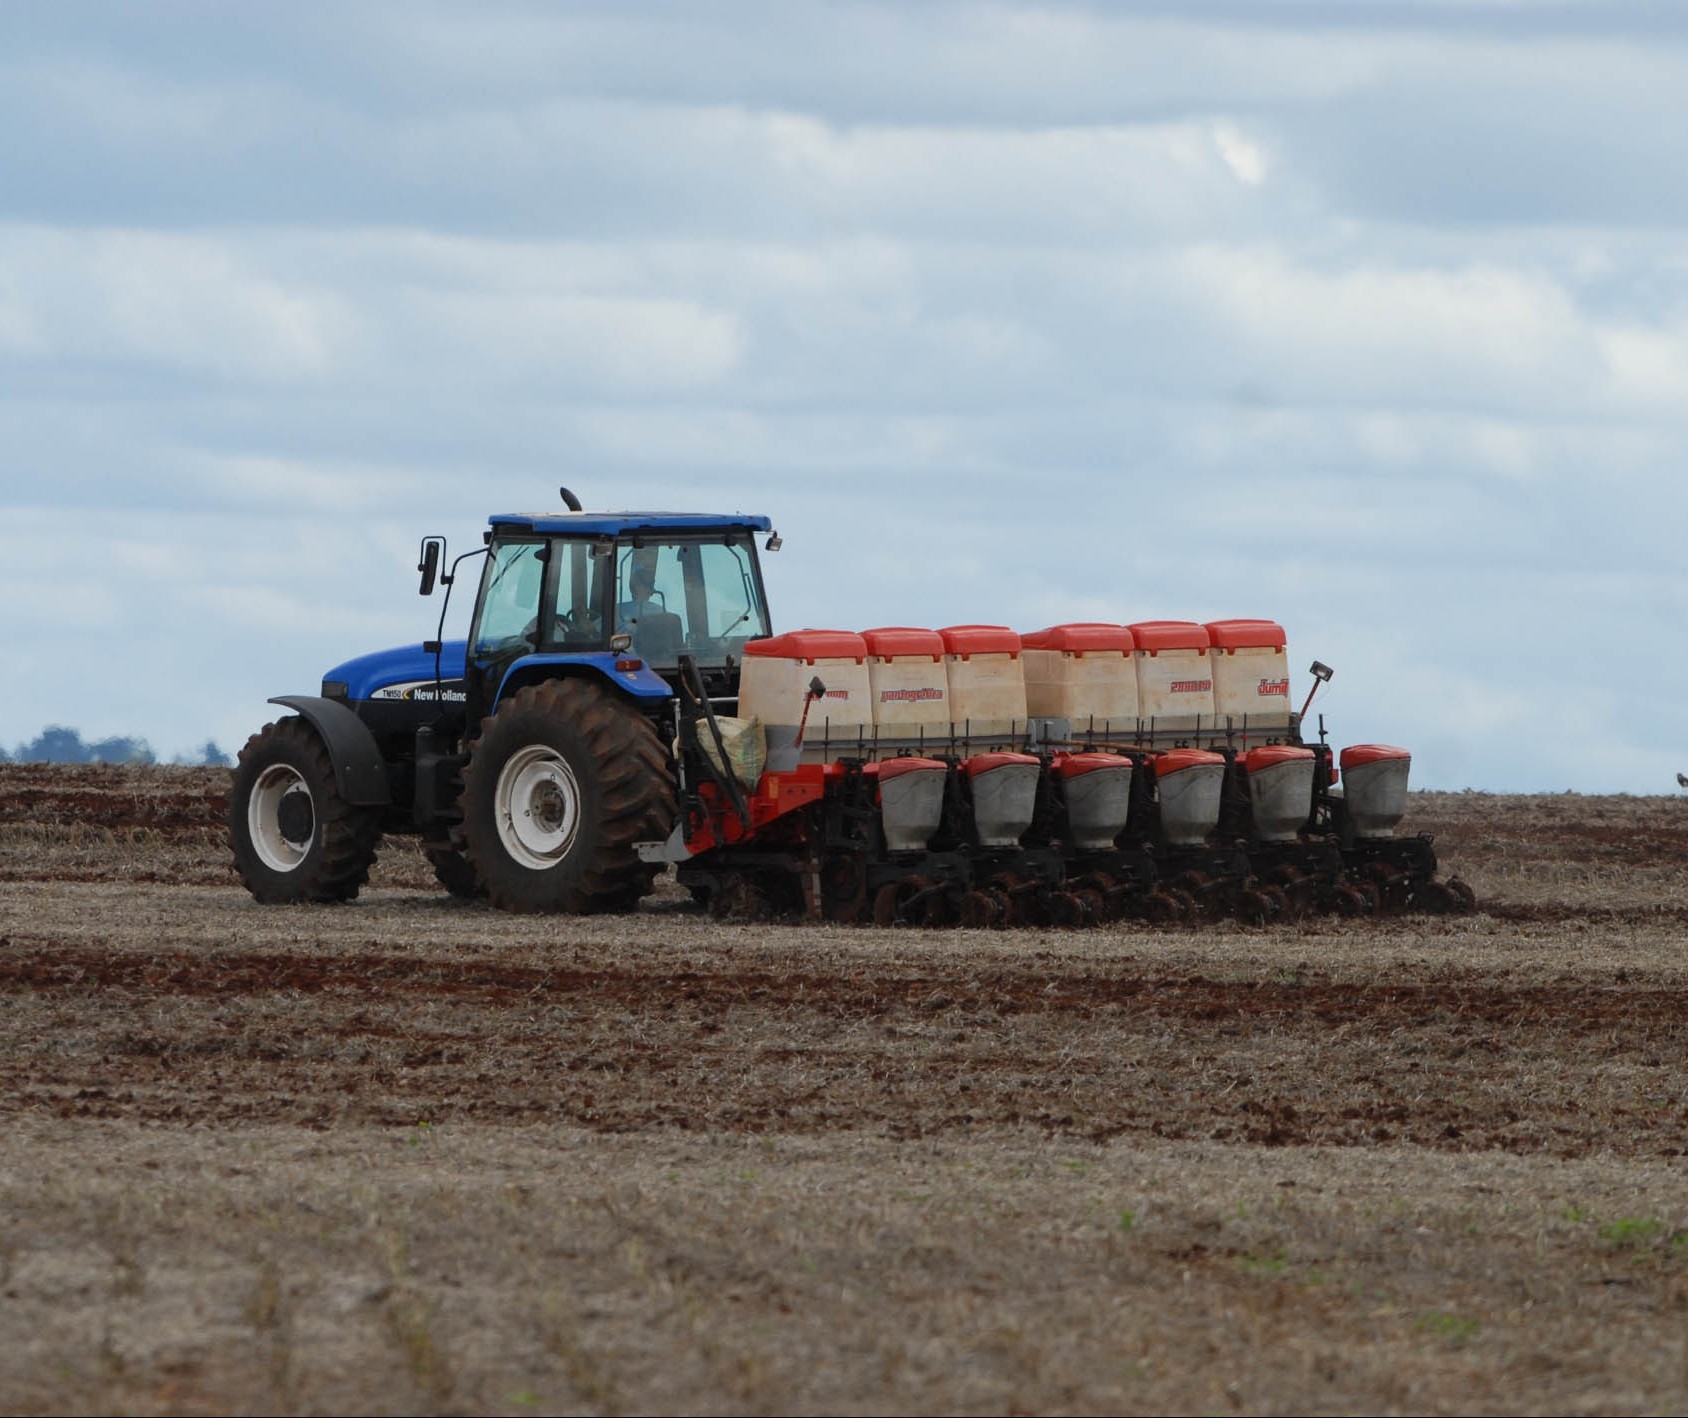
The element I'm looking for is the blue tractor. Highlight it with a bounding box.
[229,489,777,913]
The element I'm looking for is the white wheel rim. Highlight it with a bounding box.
[495,745,582,870]
[249,763,315,872]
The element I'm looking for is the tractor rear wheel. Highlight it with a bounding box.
[229,717,382,904]
[459,678,675,914]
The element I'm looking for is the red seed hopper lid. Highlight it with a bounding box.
[861,626,944,660]
[1152,748,1226,778]
[1128,621,1210,652]
[1020,623,1135,654]
[1340,744,1411,770]
[939,624,1021,658]
[743,629,867,663]
[1054,752,1134,779]
[964,751,1040,778]
[877,755,948,781]
[1205,619,1287,651]
[1243,745,1314,773]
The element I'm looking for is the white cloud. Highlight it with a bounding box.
[183,454,430,516]
[1596,324,1688,409]
[1,577,117,635]
[397,290,746,392]
[1466,421,1537,481]
[1212,121,1269,187]
[752,110,1268,240]
[0,228,358,379]
[1,51,297,156]
[371,3,1388,120]
[1170,248,1593,407]
[107,539,185,581]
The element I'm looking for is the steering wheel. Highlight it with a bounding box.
[520,609,600,644]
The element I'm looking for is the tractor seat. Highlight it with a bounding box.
[632,610,685,665]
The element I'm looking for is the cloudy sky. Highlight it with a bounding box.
[4,1,1686,790]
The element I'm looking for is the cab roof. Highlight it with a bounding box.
[489,511,773,536]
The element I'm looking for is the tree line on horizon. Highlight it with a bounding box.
[3,726,231,768]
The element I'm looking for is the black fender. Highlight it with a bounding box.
[268,695,392,806]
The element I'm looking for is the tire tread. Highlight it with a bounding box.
[229,717,382,904]
[459,679,675,914]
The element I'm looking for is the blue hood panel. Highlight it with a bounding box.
[326,641,469,702]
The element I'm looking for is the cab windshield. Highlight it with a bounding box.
[613,534,769,667]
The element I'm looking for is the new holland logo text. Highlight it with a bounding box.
[373,680,467,703]
[880,687,944,702]
[1169,678,1212,694]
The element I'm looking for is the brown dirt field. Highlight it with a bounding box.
[1,763,1685,1415]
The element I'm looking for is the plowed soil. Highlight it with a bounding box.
[2,764,1685,1416]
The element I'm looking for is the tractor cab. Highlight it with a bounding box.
[461,510,777,724]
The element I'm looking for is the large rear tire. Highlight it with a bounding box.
[459,679,675,914]
[229,717,382,904]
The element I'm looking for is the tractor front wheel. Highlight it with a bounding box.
[229,717,382,903]
[459,679,675,914]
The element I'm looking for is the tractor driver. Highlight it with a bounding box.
[616,567,661,631]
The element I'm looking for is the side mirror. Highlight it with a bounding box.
[765,532,783,552]
[418,537,446,596]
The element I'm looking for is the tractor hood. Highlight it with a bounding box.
[324,641,469,704]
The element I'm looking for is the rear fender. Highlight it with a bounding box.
[491,652,673,714]
[268,695,392,806]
